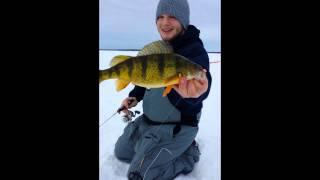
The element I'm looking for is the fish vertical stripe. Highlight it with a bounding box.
[141,55,148,80]
[158,54,165,78]
[174,55,182,74]
[106,69,110,79]
[126,58,133,78]
[114,65,120,77]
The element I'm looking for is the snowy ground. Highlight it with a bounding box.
[99,51,220,180]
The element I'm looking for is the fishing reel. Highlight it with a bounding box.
[122,110,140,122]
[116,98,140,123]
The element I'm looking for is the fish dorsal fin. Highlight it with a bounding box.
[110,55,132,67]
[137,40,173,56]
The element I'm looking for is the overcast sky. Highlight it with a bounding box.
[100,0,220,52]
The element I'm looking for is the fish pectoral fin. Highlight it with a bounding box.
[164,73,182,85]
[110,55,132,67]
[115,79,131,91]
[163,73,182,85]
[162,73,183,96]
[163,85,174,97]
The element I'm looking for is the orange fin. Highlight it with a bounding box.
[163,73,182,85]
[115,79,130,91]
[163,85,174,97]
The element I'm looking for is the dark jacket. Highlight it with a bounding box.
[129,25,212,118]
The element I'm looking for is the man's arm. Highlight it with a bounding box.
[128,85,146,102]
[118,86,146,115]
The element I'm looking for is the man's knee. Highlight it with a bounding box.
[114,136,135,162]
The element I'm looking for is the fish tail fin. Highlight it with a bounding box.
[99,74,104,84]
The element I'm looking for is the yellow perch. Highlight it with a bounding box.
[99,53,204,96]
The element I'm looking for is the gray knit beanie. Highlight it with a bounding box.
[156,0,190,29]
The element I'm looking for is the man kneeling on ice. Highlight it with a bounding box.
[114,0,212,179]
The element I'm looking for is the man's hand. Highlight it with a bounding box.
[119,97,138,115]
[173,69,208,98]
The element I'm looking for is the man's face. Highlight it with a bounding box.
[156,14,183,41]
